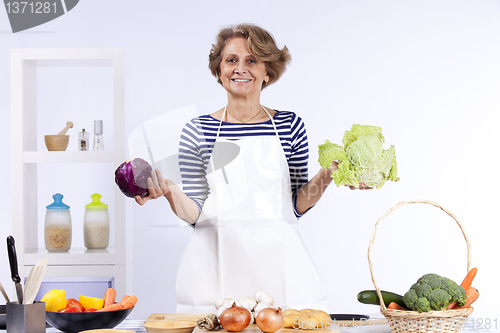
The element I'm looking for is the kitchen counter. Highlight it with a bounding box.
[0,316,496,333]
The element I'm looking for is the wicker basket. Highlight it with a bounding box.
[367,200,474,333]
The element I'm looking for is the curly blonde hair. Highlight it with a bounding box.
[208,24,291,89]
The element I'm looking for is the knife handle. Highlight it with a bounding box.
[7,236,21,284]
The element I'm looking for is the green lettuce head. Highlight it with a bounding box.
[318,124,400,189]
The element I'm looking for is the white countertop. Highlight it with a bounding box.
[1,316,498,333]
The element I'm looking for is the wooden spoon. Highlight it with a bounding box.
[23,258,48,305]
[57,121,74,135]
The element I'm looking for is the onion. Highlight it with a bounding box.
[255,307,283,333]
[219,303,252,332]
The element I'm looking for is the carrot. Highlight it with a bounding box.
[97,294,137,312]
[97,303,124,312]
[460,267,477,289]
[446,268,478,310]
[119,295,138,309]
[103,288,117,308]
[388,302,406,310]
[453,287,479,309]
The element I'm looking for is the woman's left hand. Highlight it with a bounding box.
[328,160,338,173]
[326,160,372,190]
[135,169,171,205]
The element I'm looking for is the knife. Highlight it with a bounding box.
[7,236,23,304]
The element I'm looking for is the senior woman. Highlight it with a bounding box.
[137,24,339,312]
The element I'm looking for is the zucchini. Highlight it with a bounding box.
[357,290,405,307]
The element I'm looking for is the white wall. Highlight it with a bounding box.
[1,0,499,321]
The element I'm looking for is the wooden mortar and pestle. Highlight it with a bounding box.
[45,121,74,151]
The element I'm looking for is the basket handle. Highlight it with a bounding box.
[367,199,471,311]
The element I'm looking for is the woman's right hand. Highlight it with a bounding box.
[346,183,372,190]
[135,168,171,205]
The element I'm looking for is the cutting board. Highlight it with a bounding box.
[194,324,341,333]
[145,313,208,322]
[144,314,387,331]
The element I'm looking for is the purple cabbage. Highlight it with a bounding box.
[114,158,153,198]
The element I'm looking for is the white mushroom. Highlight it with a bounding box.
[253,291,275,306]
[217,302,232,318]
[254,302,272,316]
[215,298,236,310]
[215,298,226,310]
[238,297,257,312]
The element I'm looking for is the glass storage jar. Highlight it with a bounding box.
[44,193,72,252]
[84,193,109,250]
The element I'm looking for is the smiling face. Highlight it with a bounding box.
[219,37,269,99]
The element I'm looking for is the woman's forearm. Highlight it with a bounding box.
[165,184,200,224]
[296,167,333,215]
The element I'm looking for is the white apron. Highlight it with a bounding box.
[175,107,328,313]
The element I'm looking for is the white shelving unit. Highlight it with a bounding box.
[10,48,126,297]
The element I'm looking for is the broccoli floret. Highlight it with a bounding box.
[415,297,431,312]
[428,290,452,311]
[403,289,431,312]
[403,273,466,312]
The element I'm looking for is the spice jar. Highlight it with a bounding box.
[93,120,104,151]
[84,193,109,250]
[44,193,72,252]
[78,129,89,151]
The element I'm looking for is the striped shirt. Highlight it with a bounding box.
[179,110,309,219]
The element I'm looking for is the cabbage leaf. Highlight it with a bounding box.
[318,124,400,189]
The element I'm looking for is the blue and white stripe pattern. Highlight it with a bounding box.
[178,110,309,219]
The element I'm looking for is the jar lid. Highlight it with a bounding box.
[85,193,108,210]
[94,120,103,135]
[46,193,70,210]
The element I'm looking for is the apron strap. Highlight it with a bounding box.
[217,106,280,138]
[212,106,280,173]
[262,106,280,138]
[215,107,226,141]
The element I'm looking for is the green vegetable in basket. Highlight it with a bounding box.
[318,124,399,189]
[357,290,405,308]
[403,273,467,312]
